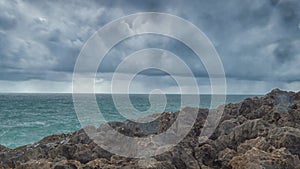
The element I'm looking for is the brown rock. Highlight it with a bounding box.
[229,147,300,169]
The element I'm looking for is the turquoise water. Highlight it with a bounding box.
[0,94,258,148]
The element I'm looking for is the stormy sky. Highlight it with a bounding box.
[0,0,300,94]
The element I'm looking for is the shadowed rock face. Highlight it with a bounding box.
[0,89,300,169]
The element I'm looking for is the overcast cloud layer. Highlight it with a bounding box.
[0,0,300,94]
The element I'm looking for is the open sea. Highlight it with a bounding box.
[0,94,259,148]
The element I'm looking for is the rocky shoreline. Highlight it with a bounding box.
[1,89,300,169]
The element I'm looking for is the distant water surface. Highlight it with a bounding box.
[0,94,260,148]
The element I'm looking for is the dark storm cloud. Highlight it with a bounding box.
[92,0,168,11]
[273,39,296,63]
[276,0,300,31]
[0,1,18,30]
[0,12,17,30]
[98,34,208,78]
[0,0,299,93]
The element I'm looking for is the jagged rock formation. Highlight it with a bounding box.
[0,89,300,169]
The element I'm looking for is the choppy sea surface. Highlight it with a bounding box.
[0,94,260,148]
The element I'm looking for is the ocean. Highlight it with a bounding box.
[0,94,259,148]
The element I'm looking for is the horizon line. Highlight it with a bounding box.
[0,92,264,95]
